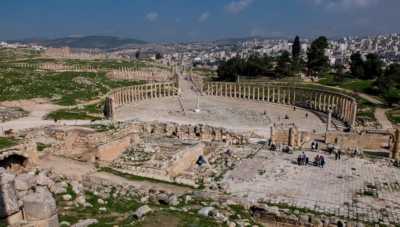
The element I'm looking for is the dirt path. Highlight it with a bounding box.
[356,92,383,105]
[0,97,105,135]
[375,108,393,130]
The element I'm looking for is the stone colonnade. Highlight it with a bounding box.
[204,82,358,127]
[107,68,173,82]
[104,82,178,119]
[12,63,97,72]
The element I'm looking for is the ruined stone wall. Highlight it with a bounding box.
[270,125,314,148]
[135,122,248,145]
[166,143,205,177]
[204,82,358,127]
[325,131,392,151]
[96,136,133,162]
[0,168,59,226]
[0,142,39,171]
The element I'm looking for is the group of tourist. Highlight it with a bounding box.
[311,141,319,151]
[297,152,326,168]
[334,149,342,160]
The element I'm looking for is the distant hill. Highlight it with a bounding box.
[14,36,147,49]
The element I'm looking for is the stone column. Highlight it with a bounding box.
[277,87,281,104]
[262,86,265,101]
[318,94,322,111]
[293,89,296,105]
[289,127,297,147]
[351,100,357,127]
[327,109,332,131]
[392,129,400,160]
[267,86,270,102]
[272,87,275,103]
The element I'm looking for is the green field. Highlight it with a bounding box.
[319,74,376,94]
[46,102,104,120]
[0,68,142,105]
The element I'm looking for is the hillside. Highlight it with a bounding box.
[15,35,147,49]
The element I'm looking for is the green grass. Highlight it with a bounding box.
[0,68,142,105]
[387,108,400,124]
[319,74,376,94]
[57,187,223,227]
[46,107,103,121]
[0,47,41,62]
[36,142,51,152]
[0,137,18,150]
[63,59,148,70]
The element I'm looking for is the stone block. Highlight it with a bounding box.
[15,173,36,191]
[22,189,57,221]
[0,169,19,218]
[5,210,23,226]
[24,214,59,227]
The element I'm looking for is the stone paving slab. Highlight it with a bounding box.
[223,151,400,224]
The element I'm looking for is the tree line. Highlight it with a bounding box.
[216,36,400,105]
[217,36,330,81]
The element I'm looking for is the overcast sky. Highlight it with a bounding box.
[1,0,399,42]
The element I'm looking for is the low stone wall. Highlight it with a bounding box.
[203,82,357,127]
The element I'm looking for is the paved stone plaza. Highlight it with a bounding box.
[223,151,400,224]
[116,96,327,137]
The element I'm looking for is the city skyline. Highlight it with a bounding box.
[1,0,400,42]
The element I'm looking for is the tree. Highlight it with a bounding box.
[135,51,141,59]
[155,52,163,60]
[292,36,301,60]
[216,57,244,82]
[292,36,302,73]
[275,51,292,77]
[307,36,329,76]
[377,63,400,106]
[364,53,383,79]
[350,52,365,79]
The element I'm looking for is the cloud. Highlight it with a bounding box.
[145,12,159,22]
[310,0,378,9]
[225,0,254,14]
[198,12,210,23]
